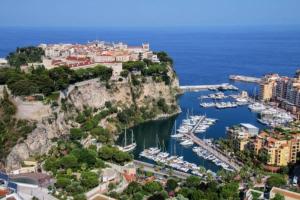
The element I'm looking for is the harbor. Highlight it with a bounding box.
[126,88,267,174]
[181,114,241,171]
[200,91,250,109]
[180,83,238,92]
[138,113,241,175]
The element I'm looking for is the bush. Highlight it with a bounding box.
[80,171,99,189]
[59,154,78,169]
[70,128,85,140]
[123,61,145,72]
[56,177,71,188]
[267,174,286,188]
[157,98,169,113]
[120,70,129,78]
[143,181,163,194]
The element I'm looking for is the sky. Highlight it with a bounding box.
[0,0,300,27]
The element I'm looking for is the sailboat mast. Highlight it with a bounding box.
[124,128,127,147]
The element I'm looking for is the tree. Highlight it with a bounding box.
[267,174,286,188]
[70,128,85,140]
[189,189,205,200]
[147,193,165,200]
[73,193,86,200]
[59,154,78,169]
[56,177,71,188]
[219,182,239,200]
[272,193,284,200]
[185,176,201,188]
[257,149,270,163]
[155,51,173,64]
[125,181,143,195]
[80,171,99,189]
[120,70,129,78]
[143,181,163,194]
[108,182,116,191]
[166,179,178,191]
[133,192,144,200]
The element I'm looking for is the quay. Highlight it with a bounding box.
[180,83,238,92]
[229,75,261,83]
[185,118,242,171]
[133,160,190,179]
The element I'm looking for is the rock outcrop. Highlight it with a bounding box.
[6,65,180,170]
[6,112,69,170]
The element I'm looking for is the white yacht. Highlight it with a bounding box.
[180,139,194,146]
[248,103,265,112]
[118,129,136,152]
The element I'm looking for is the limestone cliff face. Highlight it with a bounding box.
[68,65,180,112]
[6,65,180,170]
[6,112,70,170]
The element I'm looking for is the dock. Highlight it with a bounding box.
[184,118,242,171]
[180,83,238,92]
[229,75,261,83]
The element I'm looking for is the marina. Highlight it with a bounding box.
[180,83,238,92]
[248,102,295,127]
[139,112,241,174]
[200,91,250,109]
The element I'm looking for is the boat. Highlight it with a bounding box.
[180,139,194,146]
[171,121,184,138]
[248,103,265,112]
[118,129,136,152]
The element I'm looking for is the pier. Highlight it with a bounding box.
[185,118,242,171]
[229,75,261,83]
[180,83,238,92]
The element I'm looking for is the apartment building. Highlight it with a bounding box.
[226,123,259,151]
[250,131,300,166]
[259,74,279,101]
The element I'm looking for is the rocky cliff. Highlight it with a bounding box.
[6,65,180,170]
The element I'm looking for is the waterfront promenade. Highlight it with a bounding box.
[184,118,242,171]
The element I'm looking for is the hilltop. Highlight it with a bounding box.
[0,45,180,170]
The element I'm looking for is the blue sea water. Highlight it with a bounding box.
[1,26,300,172]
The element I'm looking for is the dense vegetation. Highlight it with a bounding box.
[44,139,132,199]
[74,105,118,143]
[0,65,112,96]
[6,46,44,67]
[111,175,240,200]
[0,88,36,162]
[120,52,174,85]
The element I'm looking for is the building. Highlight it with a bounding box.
[227,123,258,151]
[249,131,300,167]
[40,41,159,70]
[240,123,259,136]
[259,74,279,101]
[262,70,300,116]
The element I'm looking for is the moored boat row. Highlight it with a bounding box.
[139,147,213,177]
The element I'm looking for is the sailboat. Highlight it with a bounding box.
[171,120,184,139]
[118,129,137,152]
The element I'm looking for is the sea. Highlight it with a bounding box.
[1,26,300,172]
